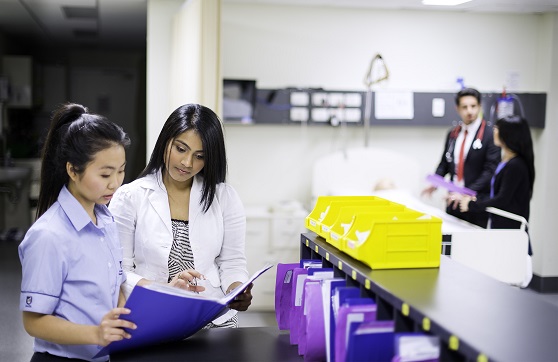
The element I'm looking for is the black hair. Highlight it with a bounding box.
[139,104,227,213]
[37,103,131,218]
[455,88,482,106]
[495,115,535,197]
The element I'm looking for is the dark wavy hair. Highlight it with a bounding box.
[139,104,227,213]
[455,87,482,106]
[496,115,535,197]
[37,103,131,218]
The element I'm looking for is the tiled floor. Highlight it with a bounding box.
[2,240,557,362]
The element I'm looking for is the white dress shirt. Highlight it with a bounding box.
[454,116,482,187]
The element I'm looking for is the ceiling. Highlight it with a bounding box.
[232,0,558,13]
[0,0,147,49]
[1,0,558,49]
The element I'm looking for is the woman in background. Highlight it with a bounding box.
[460,115,535,286]
[109,103,251,329]
[19,103,136,361]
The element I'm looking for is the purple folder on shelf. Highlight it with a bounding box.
[290,268,309,344]
[298,277,345,359]
[324,280,352,362]
[275,263,299,330]
[300,259,324,269]
[426,174,477,196]
[391,333,440,362]
[301,280,325,360]
[346,320,395,362]
[296,269,334,352]
[298,278,318,355]
[289,264,328,343]
[303,280,329,361]
[335,302,377,362]
[332,287,366,321]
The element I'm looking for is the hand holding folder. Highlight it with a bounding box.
[94,263,273,358]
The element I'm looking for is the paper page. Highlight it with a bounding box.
[144,263,274,305]
[222,263,274,304]
[374,91,414,120]
[295,274,307,307]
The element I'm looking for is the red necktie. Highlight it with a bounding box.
[457,129,468,182]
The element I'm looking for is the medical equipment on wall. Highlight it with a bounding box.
[489,87,525,123]
[456,77,466,90]
[363,53,389,147]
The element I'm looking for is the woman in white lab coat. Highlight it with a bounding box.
[109,104,250,327]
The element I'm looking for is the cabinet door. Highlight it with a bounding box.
[244,213,307,311]
[245,216,273,311]
[271,216,307,250]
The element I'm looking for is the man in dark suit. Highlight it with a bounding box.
[423,88,501,227]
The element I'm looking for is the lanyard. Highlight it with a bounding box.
[471,119,486,149]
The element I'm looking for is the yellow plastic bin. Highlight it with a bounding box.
[306,196,390,235]
[325,204,407,248]
[328,207,420,250]
[340,212,442,269]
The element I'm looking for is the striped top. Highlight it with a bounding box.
[168,219,194,281]
[167,218,238,328]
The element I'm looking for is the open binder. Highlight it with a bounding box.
[94,263,273,358]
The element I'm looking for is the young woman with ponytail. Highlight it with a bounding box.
[18,103,137,362]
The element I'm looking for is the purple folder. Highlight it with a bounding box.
[324,281,352,362]
[335,303,377,362]
[275,263,299,330]
[298,277,344,359]
[392,333,440,362]
[346,320,395,362]
[298,278,316,355]
[296,269,334,351]
[303,281,327,361]
[426,174,477,196]
[290,268,309,344]
[298,279,322,357]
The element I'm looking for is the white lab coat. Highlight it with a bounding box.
[109,171,248,324]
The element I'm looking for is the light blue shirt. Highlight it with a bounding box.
[19,186,125,361]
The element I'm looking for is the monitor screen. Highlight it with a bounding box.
[223,79,256,123]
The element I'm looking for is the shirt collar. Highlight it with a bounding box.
[58,185,113,231]
[463,116,482,134]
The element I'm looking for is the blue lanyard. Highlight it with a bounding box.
[490,161,508,198]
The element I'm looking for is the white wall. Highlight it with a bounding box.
[146,0,183,161]
[220,4,557,278]
[147,0,222,161]
[530,13,558,277]
[222,5,545,92]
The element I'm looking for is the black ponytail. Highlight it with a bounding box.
[36,103,130,218]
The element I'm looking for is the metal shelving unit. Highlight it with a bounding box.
[300,232,558,362]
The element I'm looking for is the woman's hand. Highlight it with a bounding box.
[460,195,473,212]
[97,308,136,347]
[169,269,206,293]
[226,282,253,311]
[446,192,463,210]
[421,185,437,198]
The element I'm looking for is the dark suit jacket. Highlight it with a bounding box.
[468,157,532,254]
[434,121,501,227]
[468,157,531,228]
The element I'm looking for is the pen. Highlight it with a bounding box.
[189,277,199,294]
